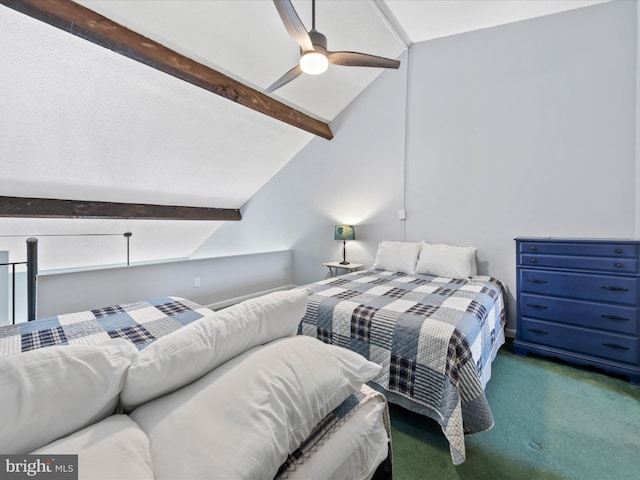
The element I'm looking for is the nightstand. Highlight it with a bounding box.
[323,262,364,278]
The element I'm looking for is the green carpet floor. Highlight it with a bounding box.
[389,346,640,480]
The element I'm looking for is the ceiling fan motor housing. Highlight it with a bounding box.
[306,29,328,54]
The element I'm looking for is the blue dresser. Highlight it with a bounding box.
[514,238,640,385]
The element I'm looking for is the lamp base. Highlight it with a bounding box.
[339,260,350,265]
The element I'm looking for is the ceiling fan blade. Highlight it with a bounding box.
[264,64,304,93]
[273,0,314,52]
[328,51,401,69]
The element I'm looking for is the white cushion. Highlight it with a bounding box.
[130,336,382,480]
[373,241,423,274]
[286,396,389,480]
[33,415,154,480]
[415,243,477,279]
[121,288,308,409]
[0,339,137,454]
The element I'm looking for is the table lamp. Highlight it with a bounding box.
[334,225,355,265]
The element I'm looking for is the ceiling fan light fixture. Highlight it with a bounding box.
[266,0,400,92]
[299,51,328,75]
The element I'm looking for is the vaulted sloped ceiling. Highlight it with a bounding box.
[0,0,607,270]
[73,0,407,122]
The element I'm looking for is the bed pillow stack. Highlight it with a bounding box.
[120,288,309,410]
[372,240,477,279]
[0,339,137,454]
[130,335,381,480]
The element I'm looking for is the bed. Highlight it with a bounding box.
[0,296,211,356]
[0,291,392,480]
[298,241,508,465]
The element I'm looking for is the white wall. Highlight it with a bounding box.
[196,0,638,332]
[36,251,292,318]
[405,0,637,327]
[192,50,411,286]
[637,0,640,239]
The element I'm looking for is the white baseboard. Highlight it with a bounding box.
[204,284,297,310]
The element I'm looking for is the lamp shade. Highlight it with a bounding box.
[334,225,355,241]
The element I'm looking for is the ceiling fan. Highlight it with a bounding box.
[265,0,401,93]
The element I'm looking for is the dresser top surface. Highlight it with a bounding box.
[515,237,640,244]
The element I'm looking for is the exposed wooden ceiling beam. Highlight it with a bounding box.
[1,0,334,140]
[0,196,242,221]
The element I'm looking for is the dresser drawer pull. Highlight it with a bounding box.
[614,263,623,268]
[527,328,548,335]
[526,279,548,284]
[602,343,629,351]
[530,258,537,263]
[601,314,629,321]
[526,303,548,309]
[529,246,537,251]
[615,248,623,254]
[601,286,629,292]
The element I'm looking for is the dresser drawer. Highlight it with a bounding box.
[520,254,638,274]
[519,269,638,305]
[519,293,638,335]
[520,241,638,259]
[520,318,638,365]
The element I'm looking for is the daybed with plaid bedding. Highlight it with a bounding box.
[298,268,507,465]
[0,295,392,479]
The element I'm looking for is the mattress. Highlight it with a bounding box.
[279,384,390,480]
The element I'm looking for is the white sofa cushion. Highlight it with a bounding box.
[130,335,381,480]
[0,339,137,454]
[33,415,154,480]
[415,243,477,279]
[121,288,308,410]
[373,241,423,274]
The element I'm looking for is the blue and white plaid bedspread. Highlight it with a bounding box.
[298,269,507,464]
[0,297,212,357]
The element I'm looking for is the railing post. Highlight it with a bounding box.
[124,232,132,266]
[26,237,38,321]
[11,264,16,325]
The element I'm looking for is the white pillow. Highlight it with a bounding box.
[373,241,423,274]
[130,336,381,480]
[0,339,138,454]
[33,415,154,480]
[121,288,308,410]
[415,243,477,279]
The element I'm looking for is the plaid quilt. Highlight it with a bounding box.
[298,269,507,465]
[0,297,212,357]
[276,384,390,479]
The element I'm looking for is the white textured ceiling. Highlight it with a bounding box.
[385,0,609,43]
[0,0,609,270]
